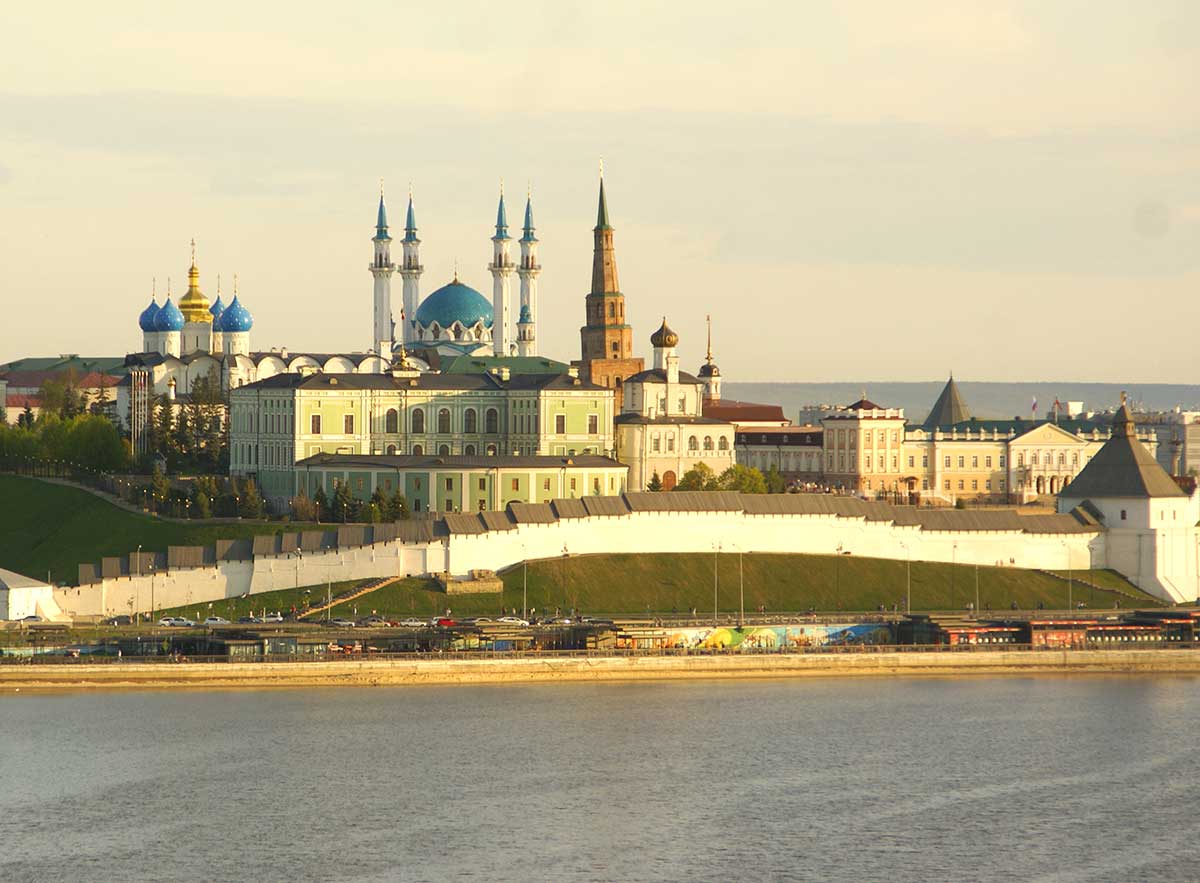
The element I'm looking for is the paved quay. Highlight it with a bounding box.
[4,649,1200,691]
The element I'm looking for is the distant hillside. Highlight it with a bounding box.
[725,382,1200,423]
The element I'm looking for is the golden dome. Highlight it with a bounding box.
[178,240,211,324]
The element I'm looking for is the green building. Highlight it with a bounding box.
[294,452,628,513]
[230,365,615,504]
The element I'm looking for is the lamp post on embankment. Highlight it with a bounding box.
[1061,540,1073,611]
[899,541,911,613]
[711,542,721,626]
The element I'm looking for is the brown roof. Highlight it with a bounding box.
[702,399,788,422]
[1060,406,1185,499]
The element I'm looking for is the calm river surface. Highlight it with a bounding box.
[3,677,1198,883]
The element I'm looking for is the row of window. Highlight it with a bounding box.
[308,409,601,437]
[649,434,730,453]
[940,454,1006,470]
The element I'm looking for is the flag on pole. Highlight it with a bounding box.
[1031,396,1038,417]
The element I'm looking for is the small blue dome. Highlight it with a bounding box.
[209,295,226,322]
[518,304,532,323]
[414,280,493,330]
[154,297,185,332]
[138,299,161,332]
[218,295,253,332]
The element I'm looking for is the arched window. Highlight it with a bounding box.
[385,408,398,434]
[718,436,729,451]
[608,302,615,318]
[688,436,698,451]
[464,444,476,456]
[662,470,677,491]
[438,408,451,434]
[703,436,714,451]
[412,444,423,456]
[438,444,450,456]
[386,444,397,455]
[412,408,425,434]
[486,443,497,456]
[464,408,478,434]
[485,408,499,434]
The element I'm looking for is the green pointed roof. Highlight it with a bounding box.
[404,196,418,243]
[494,192,509,239]
[1061,404,1185,499]
[923,376,971,427]
[374,193,391,241]
[596,177,611,230]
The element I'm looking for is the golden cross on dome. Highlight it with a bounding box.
[190,238,196,266]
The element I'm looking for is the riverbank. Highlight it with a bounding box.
[4,649,1200,691]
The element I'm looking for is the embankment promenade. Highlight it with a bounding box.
[4,649,1200,691]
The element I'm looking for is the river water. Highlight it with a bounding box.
[2,677,1198,883]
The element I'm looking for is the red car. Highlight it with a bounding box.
[436,618,457,627]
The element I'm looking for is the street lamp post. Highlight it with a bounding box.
[522,544,529,622]
[739,546,745,627]
[1062,540,1073,611]
[835,543,844,600]
[951,542,958,610]
[712,542,720,626]
[900,541,911,613]
[135,544,142,624]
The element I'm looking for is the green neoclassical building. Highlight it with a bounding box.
[229,365,615,504]
[294,452,628,513]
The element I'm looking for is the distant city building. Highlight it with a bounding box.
[614,319,735,490]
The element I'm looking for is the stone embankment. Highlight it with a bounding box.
[4,650,1200,691]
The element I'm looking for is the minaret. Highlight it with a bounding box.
[517,188,541,357]
[399,186,423,346]
[489,184,514,357]
[698,314,722,404]
[370,184,396,361]
[178,239,213,354]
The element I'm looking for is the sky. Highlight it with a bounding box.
[1,0,1197,382]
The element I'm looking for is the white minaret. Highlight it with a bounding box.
[489,184,514,357]
[370,184,396,361]
[517,188,540,357]
[399,186,423,345]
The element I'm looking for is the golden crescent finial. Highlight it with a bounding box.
[152,276,157,299]
[599,156,604,179]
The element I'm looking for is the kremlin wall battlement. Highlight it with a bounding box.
[53,494,1101,620]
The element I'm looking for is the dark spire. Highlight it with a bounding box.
[374,182,390,241]
[923,375,971,428]
[596,175,612,230]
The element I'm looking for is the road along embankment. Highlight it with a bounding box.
[4,650,1200,691]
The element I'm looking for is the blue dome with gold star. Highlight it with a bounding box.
[138,299,161,332]
[154,297,185,332]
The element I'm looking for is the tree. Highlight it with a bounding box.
[149,469,172,511]
[675,462,718,491]
[61,415,128,472]
[38,371,83,420]
[332,482,354,522]
[719,464,767,494]
[191,490,212,519]
[238,478,264,519]
[647,471,663,492]
[18,403,34,429]
[386,487,409,521]
[764,465,787,494]
[291,490,319,523]
[314,486,330,522]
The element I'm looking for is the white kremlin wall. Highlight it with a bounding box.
[54,505,1099,619]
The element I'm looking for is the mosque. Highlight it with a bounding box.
[121,186,549,408]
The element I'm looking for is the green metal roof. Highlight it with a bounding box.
[439,354,571,376]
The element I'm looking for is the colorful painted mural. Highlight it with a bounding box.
[615,622,892,651]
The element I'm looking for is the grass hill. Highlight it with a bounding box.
[156,553,1160,621]
[0,475,316,586]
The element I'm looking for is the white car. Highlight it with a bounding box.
[204,616,230,625]
[260,613,284,623]
[497,616,530,627]
[399,618,426,628]
[159,617,196,628]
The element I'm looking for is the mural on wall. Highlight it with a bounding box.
[616,622,892,651]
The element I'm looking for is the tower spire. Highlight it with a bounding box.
[596,170,611,230]
[370,188,397,359]
[705,314,713,365]
[495,182,509,238]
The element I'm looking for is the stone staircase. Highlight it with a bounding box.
[1034,569,1164,607]
[297,575,404,620]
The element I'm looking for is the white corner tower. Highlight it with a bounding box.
[516,188,540,357]
[399,186,423,346]
[370,184,396,361]
[489,184,515,357]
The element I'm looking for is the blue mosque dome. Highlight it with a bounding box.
[415,279,493,329]
[217,295,253,333]
[154,297,185,332]
[138,298,161,332]
[209,295,226,322]
[518,304,532,323]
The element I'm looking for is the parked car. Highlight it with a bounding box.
[359,616,390,627]
[102,615,133,626]
[329,618,356,628]
[21,615,43,623]
[203,616,230,626]
[435,618,457,628]
[398,618,427,628]
[237,616,261,624]
[260,613,284,623]
[497,616,531,626]
[158,617,196,628]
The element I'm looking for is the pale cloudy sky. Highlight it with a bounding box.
[1,1,1197,381]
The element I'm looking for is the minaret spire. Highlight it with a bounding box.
[517,185,541,356]
[490,182,515,356]
[399,184,423,345]
[370,186,397,360]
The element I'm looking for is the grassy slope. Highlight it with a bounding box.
[157,555,1161,620]
[0,475,318,586]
